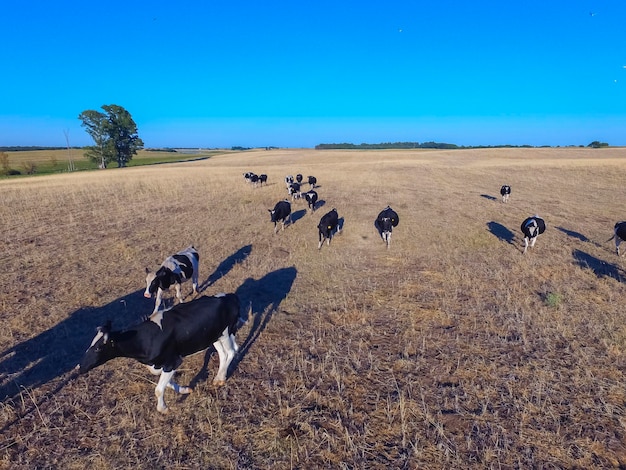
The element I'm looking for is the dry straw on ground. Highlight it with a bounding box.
[1,147,626,468]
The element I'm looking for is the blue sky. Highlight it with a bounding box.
[1,0,625,148]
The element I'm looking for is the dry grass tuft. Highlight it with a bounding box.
[2,147,626,468]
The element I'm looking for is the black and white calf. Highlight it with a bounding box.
[296,174,303,184]
[609,221,626,255]
[288,182,301,199]
[375,206,399,248]
[500,185,511,203]
[145,246,199,314]
[520,216,546,254]
[304,190,318,212]
[318,208,339,249]
[307,175,317,189]
[259,174,268,186]
[284,175,294,187]
[78,293,243,414]
[269,199,292,233]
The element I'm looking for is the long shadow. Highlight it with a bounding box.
[0,290,147,401]
[487,221,515,244]
[199,245,252,292]
[290,209,307,225]
[189,267,298,387]
[573,249,624,281]
[556,226,589,243]
[481,194,497,201]
[315,199,326,211]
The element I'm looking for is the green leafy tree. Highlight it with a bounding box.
[78,105,144,168]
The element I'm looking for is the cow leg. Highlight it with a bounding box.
[192,272,199,295]
[230,333,239,352]
[213,329,236,386]
[155,370,175,413]
[530,237,537,248]
[175,283,183,303]
[617,238,621,256]
[153,289,164,314]
[523,237,529,254]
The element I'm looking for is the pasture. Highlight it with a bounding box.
[1,147,626,468]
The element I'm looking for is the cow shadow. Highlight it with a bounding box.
[313,199,326,212]
[487,221,515,244]
[481,194,498,201]
[290,209,307,225]
[199,245,252,292]
[555,226,589,243]
[188,267,298,388]
[338,217,345,232]
[0,290,146,402]
[573,249,624,281]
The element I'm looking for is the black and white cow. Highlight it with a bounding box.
[304,190,318,212]
[77,293,243,414]
[296,174,303,184]
[520,215,546,254]
[375,206,399,249]
[307,175,317,189]
[259,174,268,186]
[609,221,626,255]
[288,182,301,199]
[269,199,292,233]
[243,172,254,183]
[145,246,199,314]
[318,208,339,249]
[284,175,294,188]
[500,185,511,203]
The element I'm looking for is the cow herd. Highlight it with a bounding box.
[77,176,625,414]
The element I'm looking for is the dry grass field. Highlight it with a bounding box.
[2,147,626,468]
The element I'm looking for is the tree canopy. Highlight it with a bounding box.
[78,105,144,168]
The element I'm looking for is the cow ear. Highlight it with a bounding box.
[145,267,150,274]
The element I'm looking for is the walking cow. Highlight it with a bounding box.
[318,208,339,249]
[520,215,546,254]
[145,246,199,314]
[269,199,292,233]
[304,190,318,212]
[609,221,626,256]
[375,206,399,248]
[500,185,511,203]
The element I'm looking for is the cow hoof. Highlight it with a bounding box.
[213,379,226,387]
[157,406,169,414]
[179,386,193,395]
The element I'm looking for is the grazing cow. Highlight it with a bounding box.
[307,176,317,189]
[77,293,243,414]
[284,175,294,187]
[375,206,399,248]
[296,174,303,184]
[243,172,254,182]
[145,246,199,314]
[259,174,268,186]
[249,173,259,186]
[520,215,546,254]
[269,199,292,233]
[304,190,318,212]
[288,182,301,199]
[318,208,339,249]
[500,185,511,203]
[608,221,626,255]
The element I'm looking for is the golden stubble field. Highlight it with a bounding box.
[2,147,626,469]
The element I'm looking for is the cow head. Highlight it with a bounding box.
[268,208,277,223]
[145,267,175,297]
[78,321,115,374]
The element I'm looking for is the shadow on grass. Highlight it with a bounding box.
[573,249,624,281]
[481,194,498,201]
[487,221,515,244]
[189,267,298,387]
[556,226,589,243]
[199,245,252,292]
[290,209,307,225]
[0,289,147,402]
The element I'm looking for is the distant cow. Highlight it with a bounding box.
[145,246,199,314]
[269,199,292,233]
[500,185,511,203]
[78,293,243,414]
[296,174,303,184]
[318,208,339,249]
[259,174,268,186]
[288,182,301,199]
[520,216,546,254]
[609,221,626,255]
[375,206,399,248]
[304,190,318,212]
[284,175,294,187]
[307,176,317,189]
[243,172,255,183]
[249,174,259,186]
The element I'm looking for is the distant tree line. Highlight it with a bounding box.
[0,146,82,151]
[316,141,612,150]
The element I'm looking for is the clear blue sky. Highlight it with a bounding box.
[1,0,625,148]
